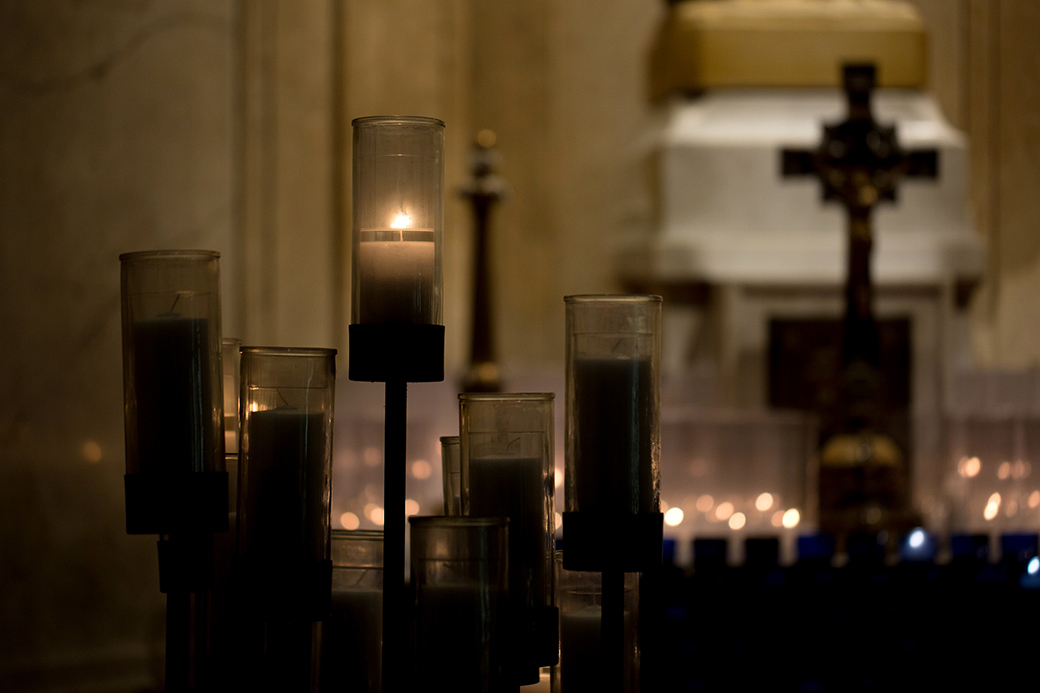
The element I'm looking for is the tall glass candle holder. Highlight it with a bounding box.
[238,346,336,620]
[460,393,557,681]
[563,295,662,571]
[321,530,383,693]
[409,516,509,693]
[223,337,242,458]
[555,553,640,693]
[441,436,462,516]
[349,114,447,692]
[119,249,227,534]
[349,115,445,383]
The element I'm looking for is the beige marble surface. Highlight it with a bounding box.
[0,0,235,687]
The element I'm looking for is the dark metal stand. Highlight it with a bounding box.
[127,476,227,692]
[459,131,509,393]
[349,323,444,693]
[165,590,192,691]
[563,513,662,693]
[155,533,217,691]
[601,570,625,693]
[382,379,407,693]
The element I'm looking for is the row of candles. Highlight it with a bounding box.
[119,116,661,691]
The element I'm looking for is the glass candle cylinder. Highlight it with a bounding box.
[351,116,444,326]
[321,529,383,693]
[564,295,661,517]
[223,337,242,456]
[555,553,640,693]
[459,393,556,678]
[119,250,224,476]
[409,516,509,692]
[441,436,461,516]
[238,347,336,620]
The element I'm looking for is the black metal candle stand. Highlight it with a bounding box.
[562,512,662,573]
[124,471,229,692]
[564,510,662,693]
[349,323,444,693]
[124,471,229,535]
[348,323,444,383]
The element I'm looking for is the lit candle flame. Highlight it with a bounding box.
[390,212,413,229]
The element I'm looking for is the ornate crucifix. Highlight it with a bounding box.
[782,63,938,535]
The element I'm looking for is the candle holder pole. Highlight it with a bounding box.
[350,115,445,693]
[601,570,625,693]
[382,379,407,692]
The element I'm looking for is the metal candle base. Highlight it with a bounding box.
[348,324,444,383]
[124,472,229,535]
[562,512,663,573]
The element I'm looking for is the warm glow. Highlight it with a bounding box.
[998,461,1011,480]
[554,512,563,531]
[404,498,420,516]
[728,512,746,530]
[363,447,382,466]
[866,506,882,525]
[390,212,413,229]
[782,508,801,529]
[82,441,103,464]
[1014,460,1031,479]
[411,459,432,480]
[1029,491,1040,508]
[984,493,1001,521]
[555,466,564,488]
[1006,500,1019,517]
[715,501,734,521]
[661,499,670,513]
[664,507,685,527]
[755,492,774,512]
[696,495,714,512]
[339,512,360,530]
[958,456,981,478]
[371,507,385,526]
[771,511,784,528]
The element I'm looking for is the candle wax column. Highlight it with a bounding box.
[357,228,435,323]
[321,586,382,692]
[240,407,328,592]
[132,314,216,474]
[572,357,655,514]
[469,455,550,608]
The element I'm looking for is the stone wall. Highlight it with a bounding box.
[0,0,236,688]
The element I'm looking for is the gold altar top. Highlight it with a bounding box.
[649,0,927,97]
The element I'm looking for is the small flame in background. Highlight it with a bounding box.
[390,212,413,229]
